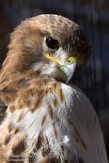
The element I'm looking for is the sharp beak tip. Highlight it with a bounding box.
[61,62,77,83]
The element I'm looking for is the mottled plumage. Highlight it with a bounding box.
[0,14,108,163]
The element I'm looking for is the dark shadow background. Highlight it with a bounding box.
[0,0,109,159]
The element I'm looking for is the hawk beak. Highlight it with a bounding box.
[60,62,77,83]
[45,53,77,83]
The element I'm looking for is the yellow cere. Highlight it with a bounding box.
[66,56,81,65]
[45,53,81,65]
[66,56,76,64]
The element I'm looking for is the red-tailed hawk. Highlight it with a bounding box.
[0,14,108,163]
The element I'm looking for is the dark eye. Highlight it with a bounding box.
[46,36,59,50]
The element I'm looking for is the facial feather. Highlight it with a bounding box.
[0,14,107,163]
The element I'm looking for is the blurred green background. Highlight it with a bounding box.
[0,0,109,159]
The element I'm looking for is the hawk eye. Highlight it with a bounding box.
[46,36,59,50]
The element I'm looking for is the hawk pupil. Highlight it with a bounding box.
[46,37,59,50]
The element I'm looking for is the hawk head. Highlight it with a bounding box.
[1,14,92,83]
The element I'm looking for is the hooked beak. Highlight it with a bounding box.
[45,53,77,83]
[60,62,77,83]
